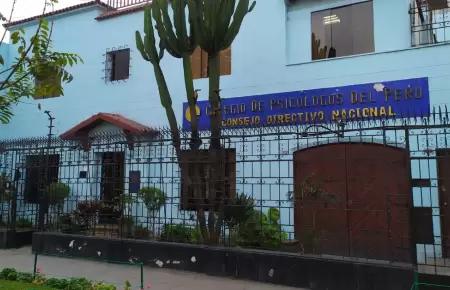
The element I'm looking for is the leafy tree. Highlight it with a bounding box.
[0,0,83,123]
[136,0,255,244]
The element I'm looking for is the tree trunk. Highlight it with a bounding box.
[153,64,181,158]
[206,53,223,245]
[182,55,201,149]
[181,54,208,241]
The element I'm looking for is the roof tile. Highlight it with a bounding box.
[60,112,156,139]
[3,0,111,28]
[95,3,148,20]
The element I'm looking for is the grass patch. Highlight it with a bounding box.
[0,280,55,289]
[0,267,127,289]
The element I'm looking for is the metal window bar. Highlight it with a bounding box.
[410,0,450,46]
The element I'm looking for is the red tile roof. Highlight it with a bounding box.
[60,112,156,139]
[95,3,148,20]
[3,0,112,28]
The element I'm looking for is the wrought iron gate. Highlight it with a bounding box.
[293,143,410,262]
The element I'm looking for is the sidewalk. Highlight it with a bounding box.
[0,247,301,290]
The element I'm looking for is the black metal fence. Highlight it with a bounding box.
[2,108,450,275]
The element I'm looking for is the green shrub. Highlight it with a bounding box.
[17,272,33,283]
[16,218,33,229]
[45,277,69,289]
[138,187,166,212]
[64,277,92,290]
[134,225,150,240]
[160,224,201,243]
[238,207,288,249]
[0,268,119,290]
[93,281,117,290]
[223,193,255,229]
[45,182,70,205]
[0,268,18,281]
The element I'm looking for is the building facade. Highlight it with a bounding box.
[2,0,448,138]
[1,0,450,271]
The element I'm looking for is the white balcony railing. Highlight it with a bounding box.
[105,0,151,10]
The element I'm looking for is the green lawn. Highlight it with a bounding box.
[0,280,55,290]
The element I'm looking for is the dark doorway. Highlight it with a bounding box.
[293,143,411,262]
[24,154,60,204]
[99,152,125,224]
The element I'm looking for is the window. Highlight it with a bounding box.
[191,47,231,80]
[106,48,130,82]
[410,0,450,46]
[24,154,60,204]
[33,71,62,99]
[180,148,236,211]
[129,170,141,194]
[311,1,374,60]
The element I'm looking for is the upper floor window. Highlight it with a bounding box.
[311,1,374,60]
[191,47,231,80]
[411,0,450,46]
[105,48,130,82]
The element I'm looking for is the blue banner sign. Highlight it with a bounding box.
[182,77,430,130]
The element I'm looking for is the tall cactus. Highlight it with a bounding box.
[187,0,256,243]
[145,0,210,240]
[135,6,182,156]
[136,0,257,245]
[136,2,210,241]
[187,0,256,147]
[151,0,201,148]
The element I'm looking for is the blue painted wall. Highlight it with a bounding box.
[0,0,449,263]
[3,0,450,138]
[0,42,10,82]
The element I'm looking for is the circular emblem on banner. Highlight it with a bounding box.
[185,106,201,122]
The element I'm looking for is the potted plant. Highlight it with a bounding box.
[138,187,166,237]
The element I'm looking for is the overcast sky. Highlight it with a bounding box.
[1,0,86,40]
